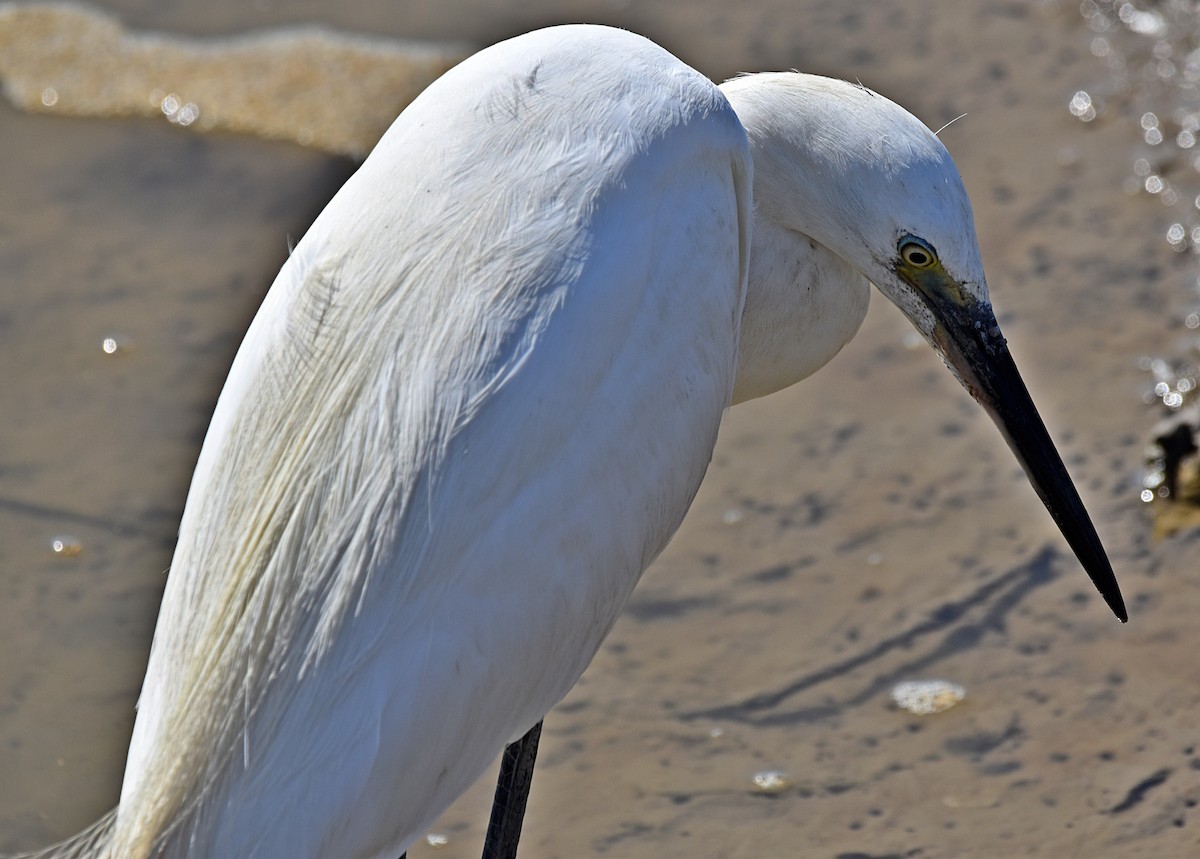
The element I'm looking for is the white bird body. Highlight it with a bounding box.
[35,21,1125,859]
[111,25,753,859]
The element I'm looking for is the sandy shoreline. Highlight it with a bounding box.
[2,1,1197,856]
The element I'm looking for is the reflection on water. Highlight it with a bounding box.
[48,535,83,557]
[1073,1,1200,523]
[1073,1,1200,266]
[0,2,471,156]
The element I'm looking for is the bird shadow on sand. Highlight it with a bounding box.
[680,546,1062,727]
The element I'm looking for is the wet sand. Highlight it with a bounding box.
[2,1,1198,856]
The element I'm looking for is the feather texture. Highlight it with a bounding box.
[107,24,751,859]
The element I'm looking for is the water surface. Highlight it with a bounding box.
[2,1,1196,856]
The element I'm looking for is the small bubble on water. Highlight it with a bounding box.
[175,102,200,126]
[425,833,449,848]
[158,94,199,126]
[41,87,58,107]
[722,508,743,525]
[1141,488,1155,502]
[1119,5,1166,36]
[1086,7,1112,33]
[50,536,82,557]
[1069,90,1097,121]
[101,335,131,355]
[751,770,792,793]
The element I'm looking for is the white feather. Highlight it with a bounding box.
[110,24,750,859]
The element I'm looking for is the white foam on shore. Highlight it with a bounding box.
[0,2,472,157]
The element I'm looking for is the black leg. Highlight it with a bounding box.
[397,720,542,859]
[481,720,544,859]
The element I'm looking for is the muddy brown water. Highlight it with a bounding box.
[2,1,1198,857]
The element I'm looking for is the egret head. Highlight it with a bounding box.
[721,73,988,327]
[721,73,1126,622]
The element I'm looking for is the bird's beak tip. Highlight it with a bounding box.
[924,293,1127,626]
[1097,586,1128,622]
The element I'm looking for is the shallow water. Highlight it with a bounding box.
[0,4,470,156]
[3,1,1199,856]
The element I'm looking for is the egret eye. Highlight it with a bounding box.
[899,236,938,268]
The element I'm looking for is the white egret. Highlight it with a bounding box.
[26,23,1124,859]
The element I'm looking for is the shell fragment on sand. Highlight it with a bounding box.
[891,679,966,715]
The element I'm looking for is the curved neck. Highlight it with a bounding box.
[733,219,870,403]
